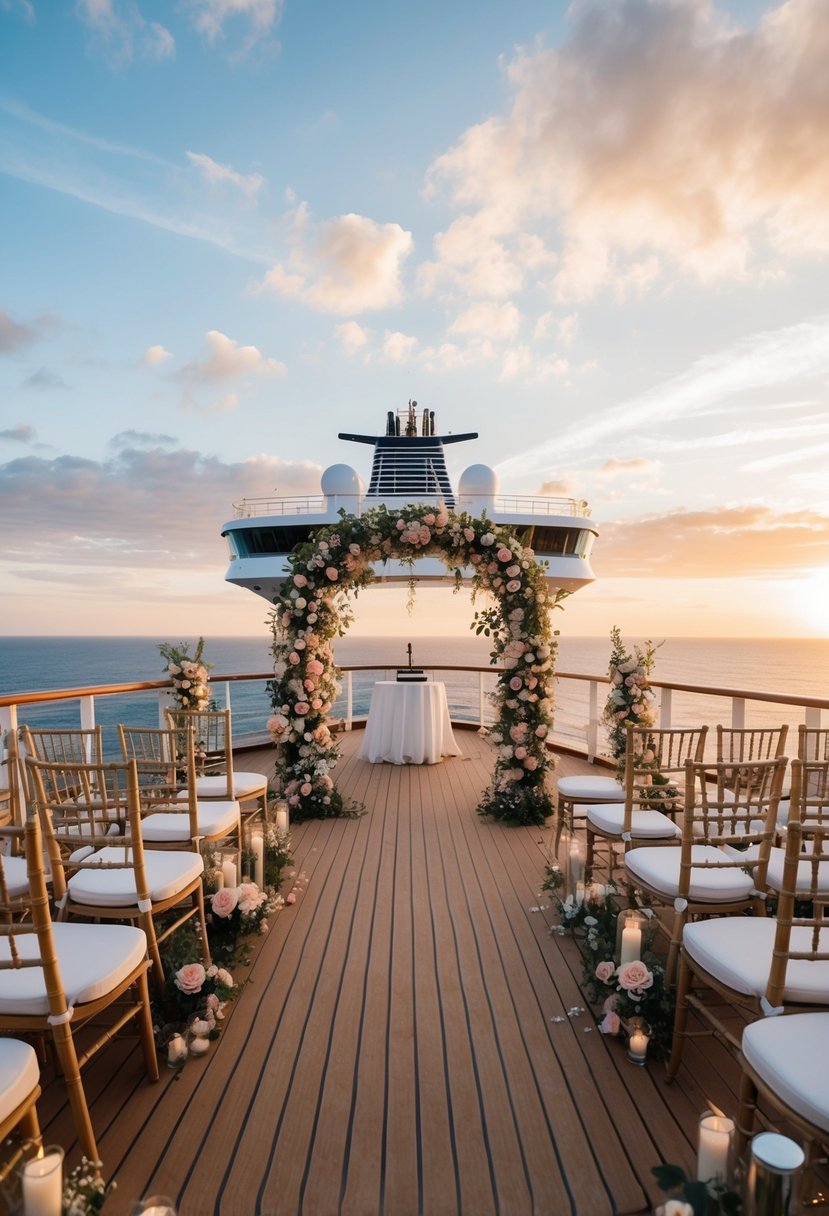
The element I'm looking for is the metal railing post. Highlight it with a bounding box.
[479,672,485,726]
[731,697,746,729]
[346,671,353,731]
[659,687,673,730]
[805,706,823,729]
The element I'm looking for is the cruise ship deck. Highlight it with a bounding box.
[29,730,743,1216]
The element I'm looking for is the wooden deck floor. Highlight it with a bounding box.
[32,731,747,1216]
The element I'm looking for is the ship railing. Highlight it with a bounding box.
[1,668,826,773]
[230,494,592,519]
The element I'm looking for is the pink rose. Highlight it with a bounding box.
[300,782,313,797]
[396,519,406,530]
[307,659,324,676]
[509,676,523,691]
[174,962,206,995]
[535,724,548,738]
[513,746,527,760]
[435,512,448,527]
[595,960,615,983]
[422,513,436,526]
[497,547,513,563]
[523,756,539,770]
[616,960,654,993]
[507,580,522,593]
[295,701,310,715]
[603,994,618,1013]
[293,574,308,587]
[311,698,323,710]
[326,567,339,581]
[463,527,475,542]
[211,888,239,919]
[289,652,300,665]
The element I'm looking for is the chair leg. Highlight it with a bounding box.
[666,953,693,1081]
[736,1067,757,1155]
[141,911,166,998]
[664,908,686,989]
[134,968,160,1082]
[50,1023,98,1163]
[20,1103,42,1151]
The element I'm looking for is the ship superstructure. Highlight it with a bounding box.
[221,402,597,604]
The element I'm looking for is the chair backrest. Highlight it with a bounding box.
[165,708,234,795]
[19,725,103,765]
[25,755,153,912]
[622,726,708,830]
[118,724,200,840]
[716,725,788,763]
[765,757,829,1008]
[0,813,72,1022]
[1,731,26,829]
[678,756,787,896]
[797,725,829,762]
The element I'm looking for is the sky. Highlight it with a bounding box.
[2,0,829,644]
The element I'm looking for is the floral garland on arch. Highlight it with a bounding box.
[159,636,212,711]
[266,504,565,825]
[601,625,660,766]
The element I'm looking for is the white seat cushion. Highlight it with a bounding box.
[625,845,756,902]
[0,854,30,900]
[587,803,680,839]
[185,772,267,801]
[742,1012,829,1134]
[67,846,204,906]
[143,800,239,843]
[0,921,148,1015]
[683,917,829,1003]
[557,775,625,802]
[0,1038,39,1125]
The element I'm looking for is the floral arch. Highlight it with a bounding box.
[267,504,563,826]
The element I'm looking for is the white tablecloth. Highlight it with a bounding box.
[359,682,462,765]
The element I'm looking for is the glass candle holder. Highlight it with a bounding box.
[615,908,648,964]
[697,1111,735,1195]
[743,1132,805,1216]
[625,1015,651,1065]
[274,799,290,835]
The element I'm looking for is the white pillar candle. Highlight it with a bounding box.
[251,831,264,889]
[214,868,224,890]
[697,1113,734,1192]
[275,802,289,834]
[221,858,237,889]
[22,1147,64,1216]
[620,924,642,964]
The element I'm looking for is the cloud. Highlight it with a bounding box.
[0,424,36,444]
[262,205,413,314]
[0,309,38,353]
[0,447,321,570]
[595,457,662,480]
[186,151,263,198]
[22,368,70,391]
[498,316,829,483]
[597,504,829,578]
[382,331,418,363]
[335,321,370,358]
[424,0,829,302]
[110,430,178,449]
[141,344,173,366]
[76,0,175,65]
[538,478,574,497]
[187,0,283,45]
[0,308,59,353]
[450,301,521,340]
[180,330,286,383]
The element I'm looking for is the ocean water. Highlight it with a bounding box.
[1,634,828,759]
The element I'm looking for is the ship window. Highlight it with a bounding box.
[523,526,591,557]
[232,525,314,557]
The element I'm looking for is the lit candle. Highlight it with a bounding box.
[251,831,264,889]
[620,924,642,964]
[214,868,224,891]
[627,1029,649,1064]
[221,857,237,889]
[275,801,289,835]
[22,1147,64,1216]
[697,1113,734,1192]
[166,1034,187,1067]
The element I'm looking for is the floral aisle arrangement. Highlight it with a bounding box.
[267,504,563,825]
[602,625,659,764]
[61,1158,116,1214]
[158,636,212,710]
[543,867,675,1059]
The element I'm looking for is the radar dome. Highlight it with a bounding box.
[321,464,362,497]
[458,464,498,497]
